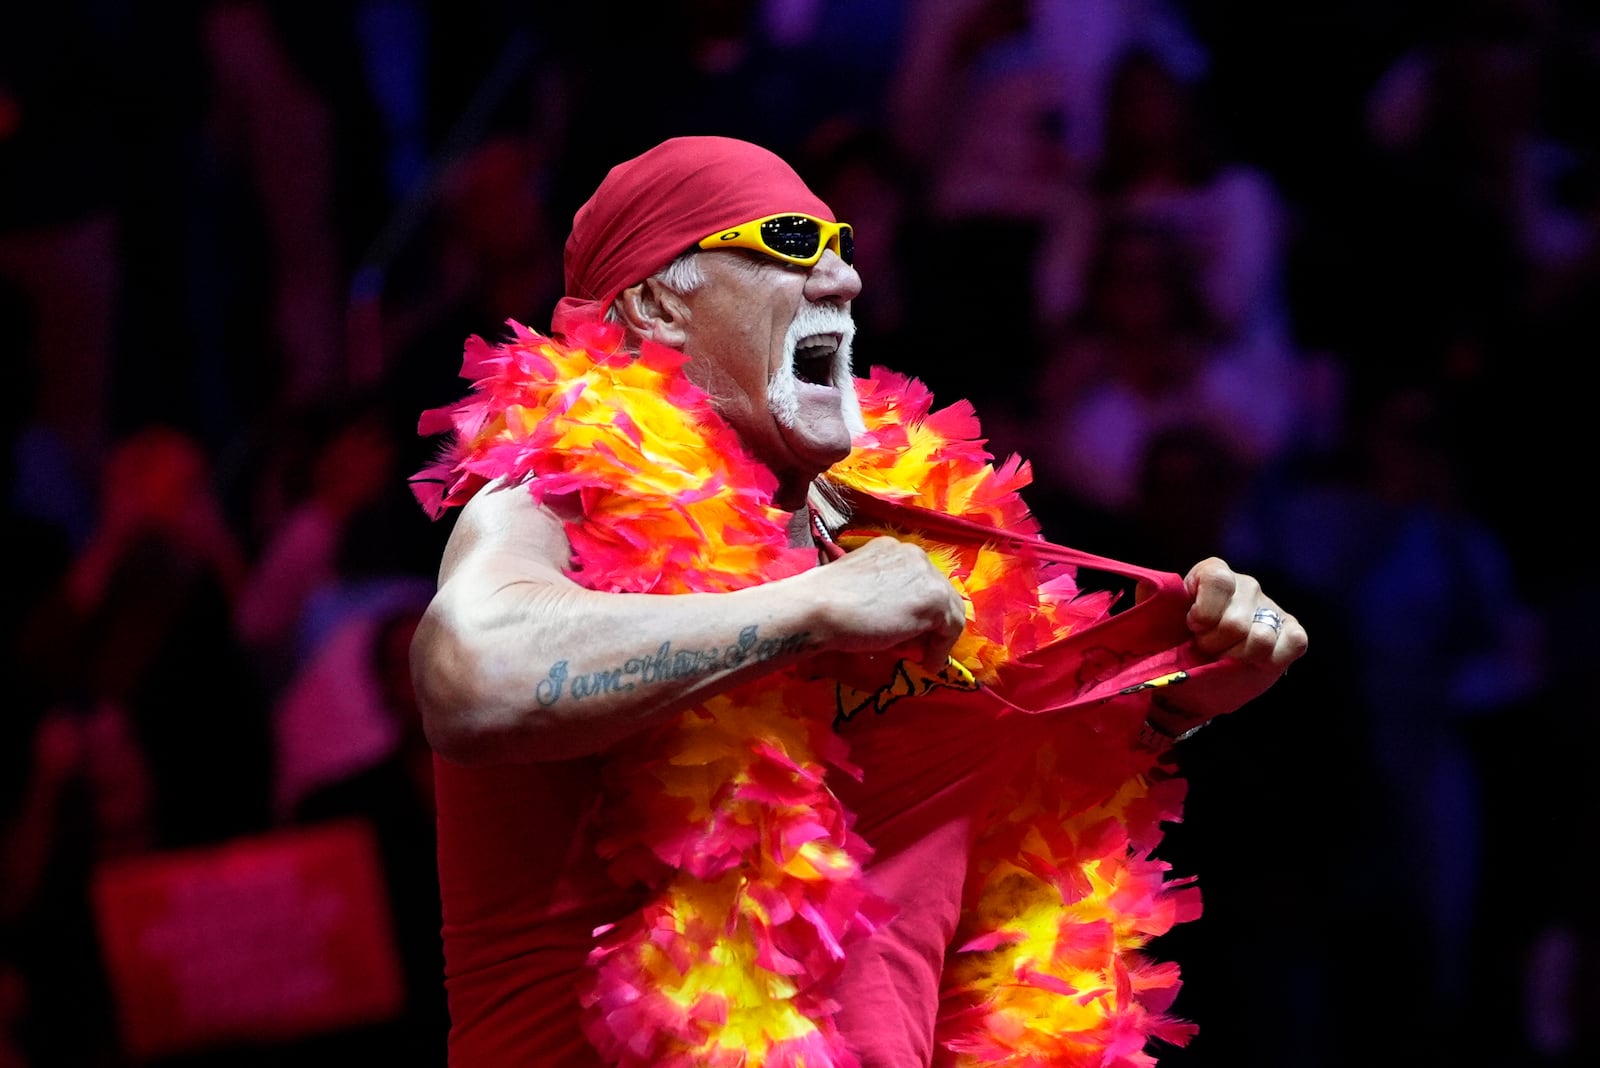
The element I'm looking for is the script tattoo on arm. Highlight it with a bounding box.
[534,624,815,706]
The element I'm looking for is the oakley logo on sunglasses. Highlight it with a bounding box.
[698,213,854,267]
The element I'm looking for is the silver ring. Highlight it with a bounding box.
[1252,607,1284,634]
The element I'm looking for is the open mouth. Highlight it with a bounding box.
[793,334,841,386]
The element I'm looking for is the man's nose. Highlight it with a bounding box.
[804,249,862,305]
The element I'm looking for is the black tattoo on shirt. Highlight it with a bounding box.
[535,625,813,705]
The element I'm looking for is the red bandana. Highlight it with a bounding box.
[551,136,835,336]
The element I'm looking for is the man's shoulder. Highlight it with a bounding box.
[443,480,574,576]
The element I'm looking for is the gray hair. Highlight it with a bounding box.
[604,251,706,325]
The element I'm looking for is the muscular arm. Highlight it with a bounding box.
[411,481,966,765]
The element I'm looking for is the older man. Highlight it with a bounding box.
[409,136,1305,1067]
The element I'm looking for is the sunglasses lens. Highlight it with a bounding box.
[837,225,854,266]
[761,216,823,259]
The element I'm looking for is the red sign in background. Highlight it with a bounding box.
[91,819,405,1061]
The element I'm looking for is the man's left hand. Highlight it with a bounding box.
[1144,557,1308,732]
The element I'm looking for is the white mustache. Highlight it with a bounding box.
[787,303,855,343]
[768,305,864,436]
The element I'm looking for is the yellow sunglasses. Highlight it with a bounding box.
[696,213,855,267]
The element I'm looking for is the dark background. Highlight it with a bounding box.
[4,1,1597,1065]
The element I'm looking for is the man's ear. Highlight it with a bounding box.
[614,278,690,347]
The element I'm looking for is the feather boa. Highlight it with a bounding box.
[413,319,1201,1066]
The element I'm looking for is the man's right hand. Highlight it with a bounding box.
[802,535,968,686]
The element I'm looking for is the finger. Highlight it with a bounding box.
[1218,604,1308,672]
[1183,557,1238,636]
[1189,565,1267,656]
[1254,608,1308,669]
[1248,604,1287,640]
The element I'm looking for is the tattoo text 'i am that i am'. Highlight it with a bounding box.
[535,625,812,705]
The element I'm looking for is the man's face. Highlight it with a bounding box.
[676,247,863,509]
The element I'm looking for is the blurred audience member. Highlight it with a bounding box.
[891,0,1071,226]
[1024,217,1300,519]
[201,2,346,407]
[1421,6,1600,587]
[891,0,1207,181]
[44,426,268,851]
[1359,0,1590,374]
[294,464,439,664]
[233,397,401,683]
[268,477,438,822]
[375,135,564,423]
[1036,44,1295,369]
[1027,0,1209,168]
[885,0,1074,414]
[1225,375,1547,1061]
[1367,0,1589,281]
[272,600,425,824]
[62,427,248,615]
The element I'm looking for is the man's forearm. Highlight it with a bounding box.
[413,576,828,765]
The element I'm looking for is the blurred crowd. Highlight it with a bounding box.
[4,1,1599,1065]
